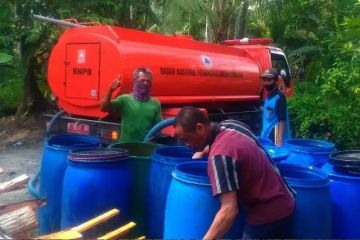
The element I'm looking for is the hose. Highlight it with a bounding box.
[28,110,65,198]
[143,117,175,143]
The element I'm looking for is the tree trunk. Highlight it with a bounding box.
[119,2,132,27]
[205,0,215,42]
[237,0,249,38]
[15,53,49,120]
[14,1,50,120]
[214,0,226,43]
[142,0,150,30]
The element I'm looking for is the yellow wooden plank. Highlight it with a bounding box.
[37,230,83,240]
[72,209,120,233]
[97,222,136,240]
[37,209,120,240]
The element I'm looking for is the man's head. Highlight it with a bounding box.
[261,68,278,91]
[132,67,153,100]
[174,107,211,151]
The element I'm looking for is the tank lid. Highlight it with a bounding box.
[329,150,360,175]
[69,148,128,162]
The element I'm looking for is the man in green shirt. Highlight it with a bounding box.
[100,67,162,142]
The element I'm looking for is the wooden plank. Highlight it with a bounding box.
[0,227,13,239]
[37,209,120,240]
[0,206,37,238]
[0,199,46,216]
[72,209,120,233]
[97,222,136,240]
[0,174,29,194]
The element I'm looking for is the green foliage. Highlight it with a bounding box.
[0,76,22,116]
[288,1,360,149]
[0,53,13,64]
[289,80,360,150]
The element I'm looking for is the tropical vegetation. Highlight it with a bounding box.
[0,0,359,149]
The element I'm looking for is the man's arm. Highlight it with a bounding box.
[203,191,239,240]
[275,94,287,146]
[276,120,285,146]
[100,76,121,112]
[154,99,163,124]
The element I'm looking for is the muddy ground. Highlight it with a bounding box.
[0,115,45,205]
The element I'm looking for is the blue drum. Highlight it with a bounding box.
[61,148,130,236]
[164,161,245,238]
[146,146,201,238]
[38,134,100,234]
[277,162,332,238]
[322,150,360,238]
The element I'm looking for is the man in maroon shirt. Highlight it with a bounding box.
[174,106,295,239]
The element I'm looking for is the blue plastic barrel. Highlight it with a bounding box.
[283,139,335,167]
[277,163,332,239]
[61,148,130,236]
[164,161,245,239]
[38,134,100,234]
[146,146,202,238]
[322,150,360,238]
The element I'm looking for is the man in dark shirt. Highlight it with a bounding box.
[260,68,291,146]
[174,106,295,239]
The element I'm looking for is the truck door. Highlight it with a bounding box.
[270,48,293,96]
[65,43,100,100]
[270,48,292,88]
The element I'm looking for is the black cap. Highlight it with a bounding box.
[261,68,278,80]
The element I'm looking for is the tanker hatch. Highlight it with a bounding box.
[65,43,101,100]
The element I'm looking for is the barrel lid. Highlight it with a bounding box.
[69,148,128,162]
[329,150,360,175]
[266,146,290,162]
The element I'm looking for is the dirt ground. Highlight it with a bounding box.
[0,115,45,205]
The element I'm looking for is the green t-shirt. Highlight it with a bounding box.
[111,94,162,143]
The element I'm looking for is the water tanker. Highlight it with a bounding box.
[39,15,293,143]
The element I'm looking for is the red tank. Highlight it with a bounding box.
[48,26,264,118]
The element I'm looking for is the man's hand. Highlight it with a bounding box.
[192,145,209,159]
[110,75,121,91]
[100,74,122,112]
[192,151,204,159]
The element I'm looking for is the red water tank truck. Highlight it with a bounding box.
[36,15,293,144]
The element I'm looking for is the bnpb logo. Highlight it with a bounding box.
[201,55,212,69]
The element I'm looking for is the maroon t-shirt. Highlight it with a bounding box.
[207,120,295,224]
